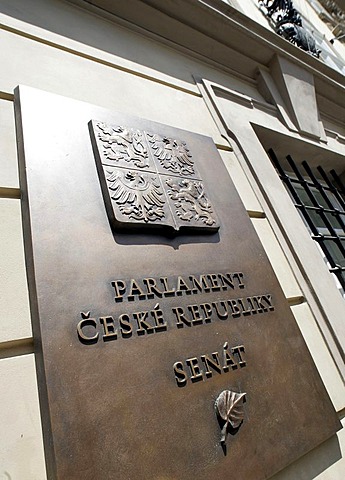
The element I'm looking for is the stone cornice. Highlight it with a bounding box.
[70,0,345,110]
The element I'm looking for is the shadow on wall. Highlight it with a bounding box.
[270,432,342,480]
[0,0,269,91]
[0,0,212,86]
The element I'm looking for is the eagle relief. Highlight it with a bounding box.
[89,120,219,233]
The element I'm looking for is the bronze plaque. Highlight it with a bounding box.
[15,86,340,480]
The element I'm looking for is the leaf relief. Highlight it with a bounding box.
[215,390,246,444]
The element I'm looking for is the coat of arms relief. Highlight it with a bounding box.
[89,120,219,232]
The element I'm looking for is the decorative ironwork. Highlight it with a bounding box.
[215,390,246,445]
[89,120,219,232]
[258,1,321,57]
[268,148,345,291]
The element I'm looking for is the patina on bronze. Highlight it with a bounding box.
[15,86,341,480]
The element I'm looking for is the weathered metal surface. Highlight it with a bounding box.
[15,86,341,480]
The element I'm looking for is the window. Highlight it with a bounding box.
[268,148,345,292]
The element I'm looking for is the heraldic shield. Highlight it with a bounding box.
[89,120,219,233]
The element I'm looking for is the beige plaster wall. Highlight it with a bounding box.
[0,355,46,480]
[0,1,343,479]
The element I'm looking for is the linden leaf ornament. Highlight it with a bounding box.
[215,390,246,444]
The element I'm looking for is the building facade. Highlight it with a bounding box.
[0,0,344,478]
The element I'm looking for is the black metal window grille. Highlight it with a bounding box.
[268,148,345,292]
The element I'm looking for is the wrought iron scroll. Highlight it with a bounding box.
[258,1,321,57]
